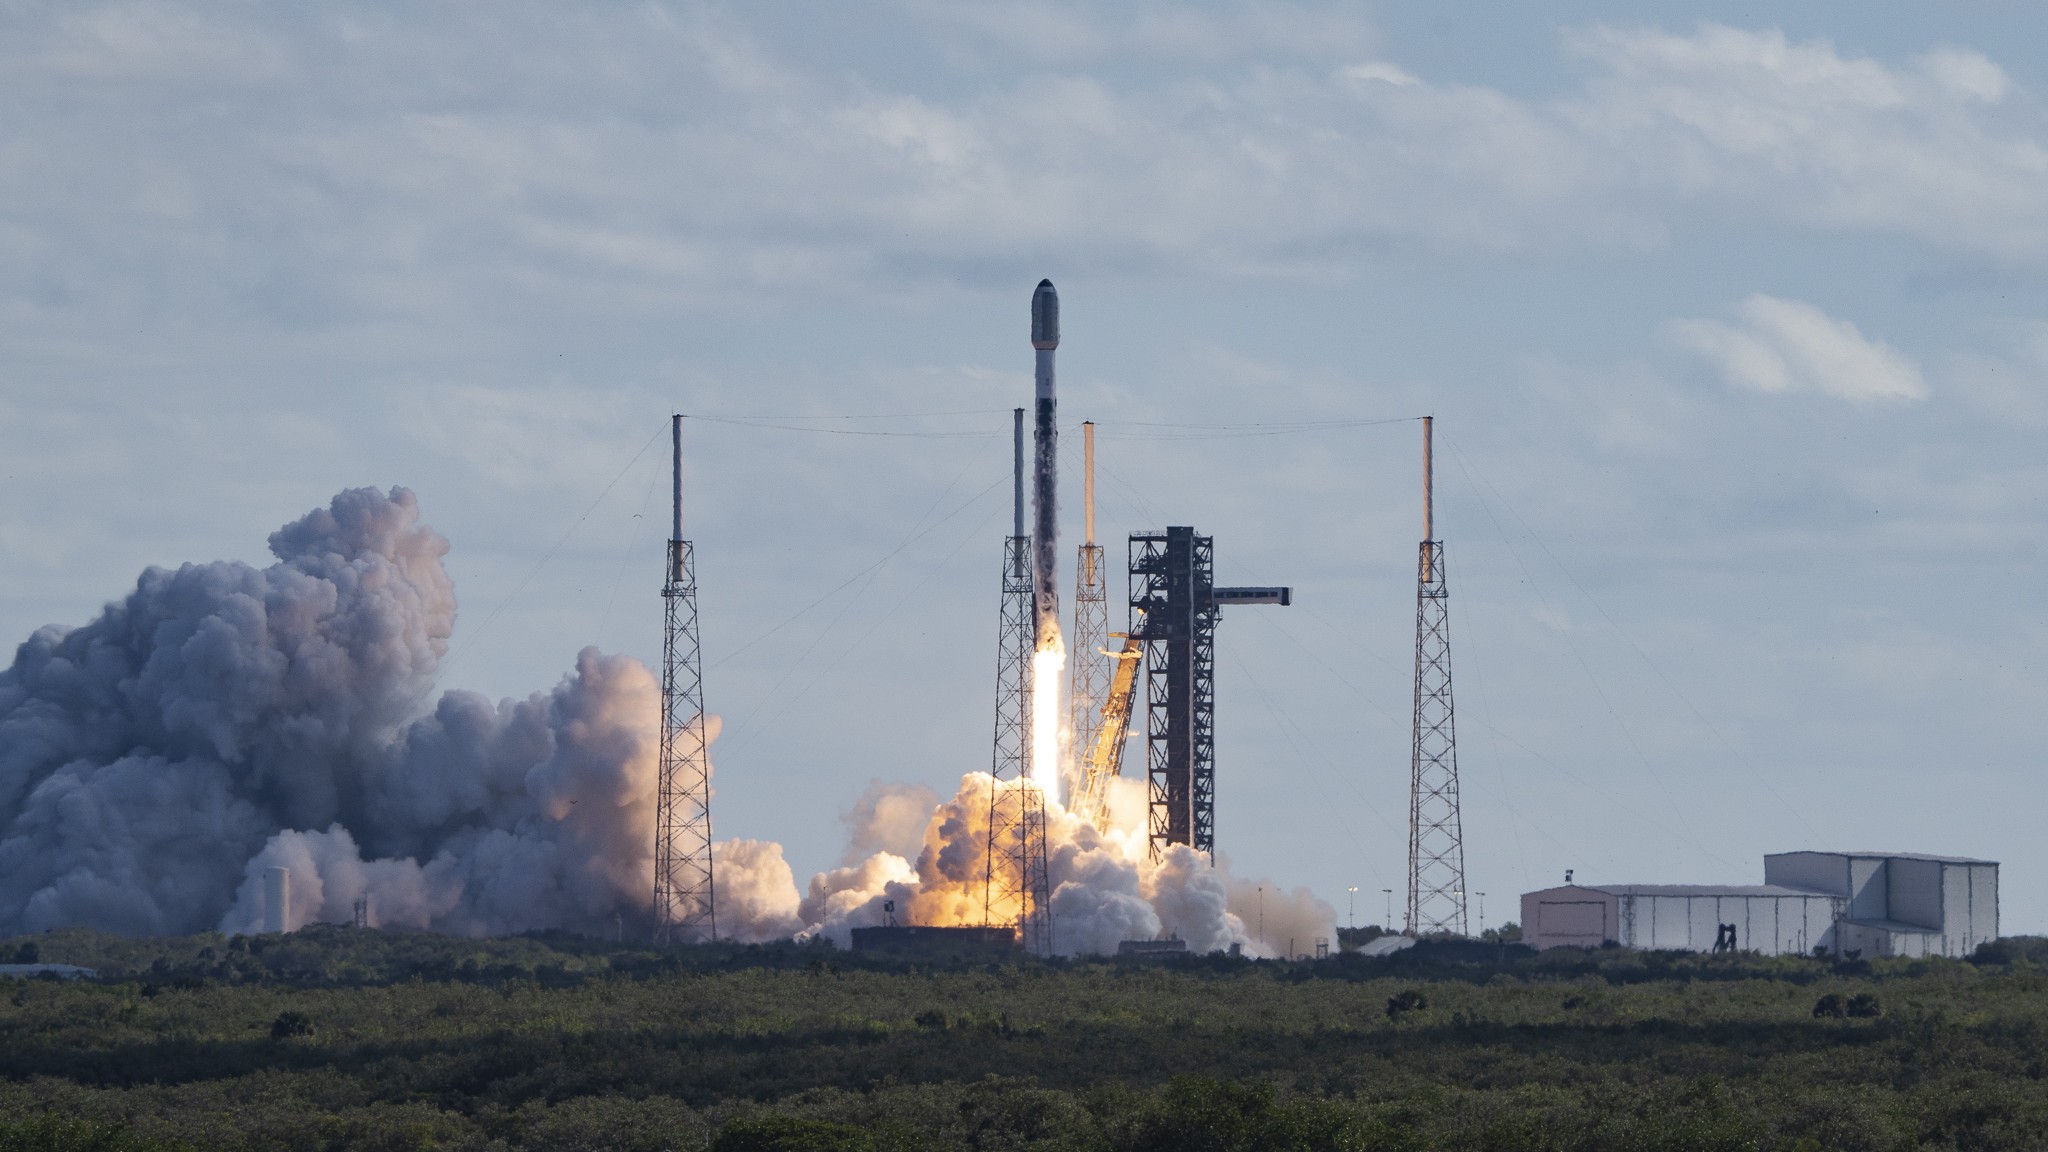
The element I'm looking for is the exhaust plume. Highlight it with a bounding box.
[794,772,1334,958]
[0,487,1335,955]
[838,780,940,866]
[0,488,667,938]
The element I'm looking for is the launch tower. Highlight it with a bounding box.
[1406,416,1468,935]
[653,414,717,944]
[1128,528,1290,860]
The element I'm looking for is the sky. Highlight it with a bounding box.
[3,1,2046,933]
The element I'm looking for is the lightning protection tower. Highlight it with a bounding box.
[1068,421,1110,820]
[654,414,716,945]
[1407,416,1468,936]
[985,408,1053,955]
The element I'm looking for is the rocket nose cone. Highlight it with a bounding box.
[1031,279,1060,350]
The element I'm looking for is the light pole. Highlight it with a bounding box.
[1257,886,1265,948]
[1347,887,1358,929]
[1382,889,1393,931]
[1476,892,1486,936]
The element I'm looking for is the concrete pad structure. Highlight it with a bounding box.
[849,925,1018,960]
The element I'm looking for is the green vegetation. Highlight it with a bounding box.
[2,925,2046,1150]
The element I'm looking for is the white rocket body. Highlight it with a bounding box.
[1030,279,1059,644]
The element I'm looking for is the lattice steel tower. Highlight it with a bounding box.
[1068,421,1110,820]
[1407,416,1468,936]
[1131,528,1215,857]
[1129,528,1290,860]
[985,408,1052,955]
[654,414,716,945]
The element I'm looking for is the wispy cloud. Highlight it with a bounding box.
[1665,294,1926,403]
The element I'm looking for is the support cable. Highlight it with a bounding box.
[1434,437,1744,872]
[1440,432,1823,842]
[444,423,666,670]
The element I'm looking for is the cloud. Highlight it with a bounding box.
[905,1,1381,65]
[1562,27,2048,254]
[1340,62,1419,87]
[1666,294,1926,402]
[1945,322,2048,427]
[2,7,2043,330]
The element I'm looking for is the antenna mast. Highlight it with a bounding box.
[1407,416,1467,936]
[654,414,716,945]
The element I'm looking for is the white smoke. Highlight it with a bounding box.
[785,772,1335,958]
[797,852,918,947]
[837,781,939,866]
[710,839,805,943]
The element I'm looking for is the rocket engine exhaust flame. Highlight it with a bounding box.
[1031,633,1066,803]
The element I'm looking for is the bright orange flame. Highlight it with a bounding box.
[1031,631,1066,804]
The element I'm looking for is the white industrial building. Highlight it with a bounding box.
[1766,851,1998,959]
[1521,851,1997,958]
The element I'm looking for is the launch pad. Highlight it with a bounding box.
[647,279,1468,955]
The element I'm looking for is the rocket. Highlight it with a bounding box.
[1030,279,1060,646]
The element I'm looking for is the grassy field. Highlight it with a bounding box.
[2,927,2046,1151]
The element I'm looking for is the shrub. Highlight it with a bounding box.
[1386,989,1427,1018]
[1813,994,1846,1019]
[0,1114,175,1152]
[1847,993,1882,1018]
[270,1010,314,1039]
[712,1116,875,1152]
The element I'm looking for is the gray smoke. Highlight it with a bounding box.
[0,488,662,937]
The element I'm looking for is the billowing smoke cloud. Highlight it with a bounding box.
[709,839,804,943]
[0,487,662,937]
[837,780,939,866]
[0,487,1335,955]
[785,773,1335,958]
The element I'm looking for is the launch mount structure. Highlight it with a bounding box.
[1406,415,1468,936]
[653,414,717,945]
[984,407,1053,956]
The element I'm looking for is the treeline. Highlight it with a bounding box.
[2,928,2047,1150]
